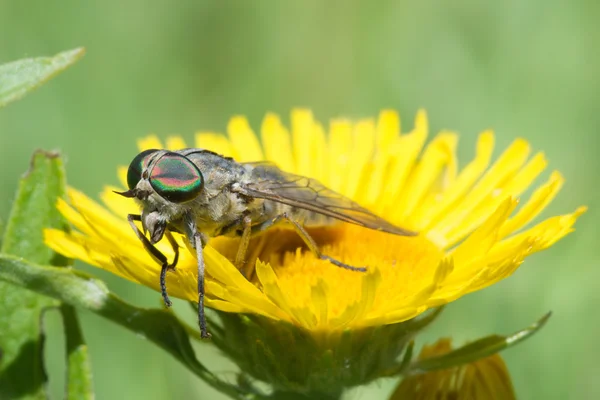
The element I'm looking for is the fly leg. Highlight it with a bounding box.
[127,214,180,307]
[262,213,366,272]
[234,215,253,273]
[184,215,211,339]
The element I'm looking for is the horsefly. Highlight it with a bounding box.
[116,148,417,338]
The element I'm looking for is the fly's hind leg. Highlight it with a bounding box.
[127,214,180,307]
[261,213,366,272]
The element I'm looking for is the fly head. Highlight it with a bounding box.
[116,149,205,205]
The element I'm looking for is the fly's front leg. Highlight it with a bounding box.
[192,231,210,339]
[185,216,211,339]
[127,214,180,307]
[267,213,366,272]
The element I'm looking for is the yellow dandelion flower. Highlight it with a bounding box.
[43,109,584,394]
[45,109,584,331]
[390,338,516,400]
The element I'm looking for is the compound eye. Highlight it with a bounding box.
[149,152,203,203]
[127,149,159,190]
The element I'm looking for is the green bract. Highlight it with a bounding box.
[208,308,549,399]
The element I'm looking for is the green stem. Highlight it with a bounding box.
[0,254,260,400]
[61,304,94,400]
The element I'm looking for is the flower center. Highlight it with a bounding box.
[212,223,444,328]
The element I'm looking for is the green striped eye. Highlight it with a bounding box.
[149,152,204,203]
[127,149,158,190]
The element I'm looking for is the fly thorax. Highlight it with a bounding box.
[204,189,247,222]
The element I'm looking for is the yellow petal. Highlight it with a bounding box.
[195,132,234,157]
[376,109,400,151]
[328,119,353,192]
[137,135,163,151]
[432,138,532,248]
[291,109,316,178]
[499,171,564,238]
[117,166,128,188]
[395,132,458,222]
[380,117,428,214]
[227,116,264,161]
[345,119,376,199]
[261,113,295,172]
[165,136,187,150]
[419,131,495,231]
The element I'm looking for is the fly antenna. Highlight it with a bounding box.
[114,189,136,198]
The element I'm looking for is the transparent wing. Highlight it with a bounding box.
[238,162,417,236]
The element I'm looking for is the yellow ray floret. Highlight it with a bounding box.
[44,109,585,332]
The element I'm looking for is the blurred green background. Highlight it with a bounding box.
[0,1,598,399]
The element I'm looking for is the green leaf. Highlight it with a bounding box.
[406,312,551,375]
[0,151,70,399]
[0,48,85,108]
[61,305,94,400]
[0,254,253,400]
[1,151,70,262]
